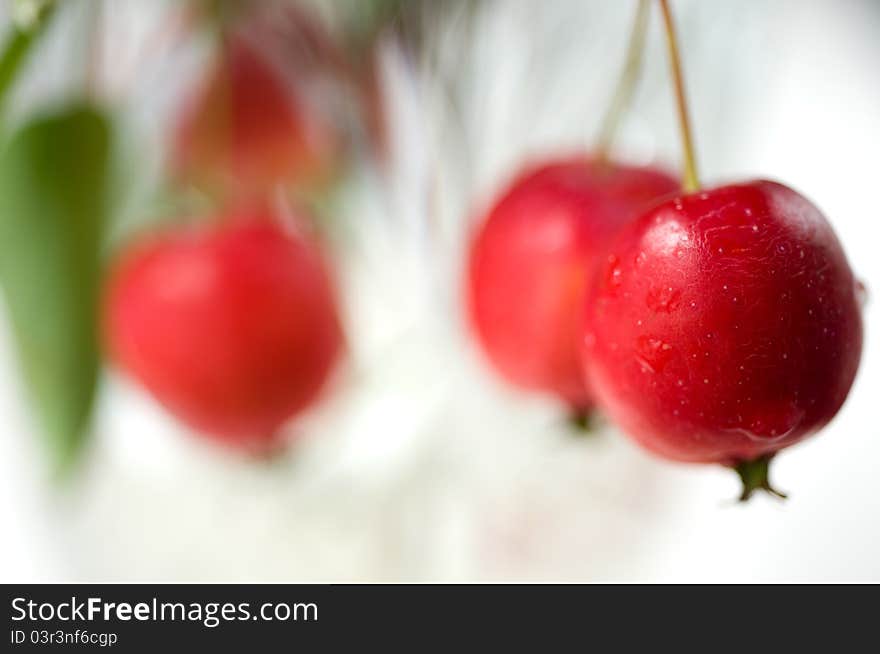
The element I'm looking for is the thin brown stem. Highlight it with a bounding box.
[658,0,699,192]
[595,0,651,163]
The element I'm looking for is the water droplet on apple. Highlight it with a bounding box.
[646,286,681,313]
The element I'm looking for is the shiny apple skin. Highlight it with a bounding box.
[104,207,343,446]
[582,180,863,464]
[467,158,679,410]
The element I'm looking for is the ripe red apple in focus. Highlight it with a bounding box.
[104,206,343,447]
[582,180,862,469]
[172,35,340,197]
[467,158,678,411]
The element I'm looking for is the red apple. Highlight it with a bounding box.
[467,157,678,411]
[172,34,340,197]
[582,181,862,475]
[104,205,343,447]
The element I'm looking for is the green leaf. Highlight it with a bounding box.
[0,1,56,120]
[0,105,113,476]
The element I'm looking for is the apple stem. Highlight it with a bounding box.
[595,0,651,164]
[568,408,597,435]
[658,0,700,192]
[733,454,788,502]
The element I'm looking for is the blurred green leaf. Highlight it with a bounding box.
[0,106,113,476]
[11,0,55,31]
[0,1,56,120]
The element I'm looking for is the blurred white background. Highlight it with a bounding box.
[0,0,878,582]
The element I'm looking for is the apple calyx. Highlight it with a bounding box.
[732,454,788,503]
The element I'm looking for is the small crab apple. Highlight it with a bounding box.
[467,158,678,413]
[172,33,340,197]
[581,0,864,499]
[104,205,343,448]
[582,181,863,489]
[466,0,676,418]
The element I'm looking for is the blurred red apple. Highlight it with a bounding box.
[171,34,341,198]
[104,204,344,448]
[467,157,678,412]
